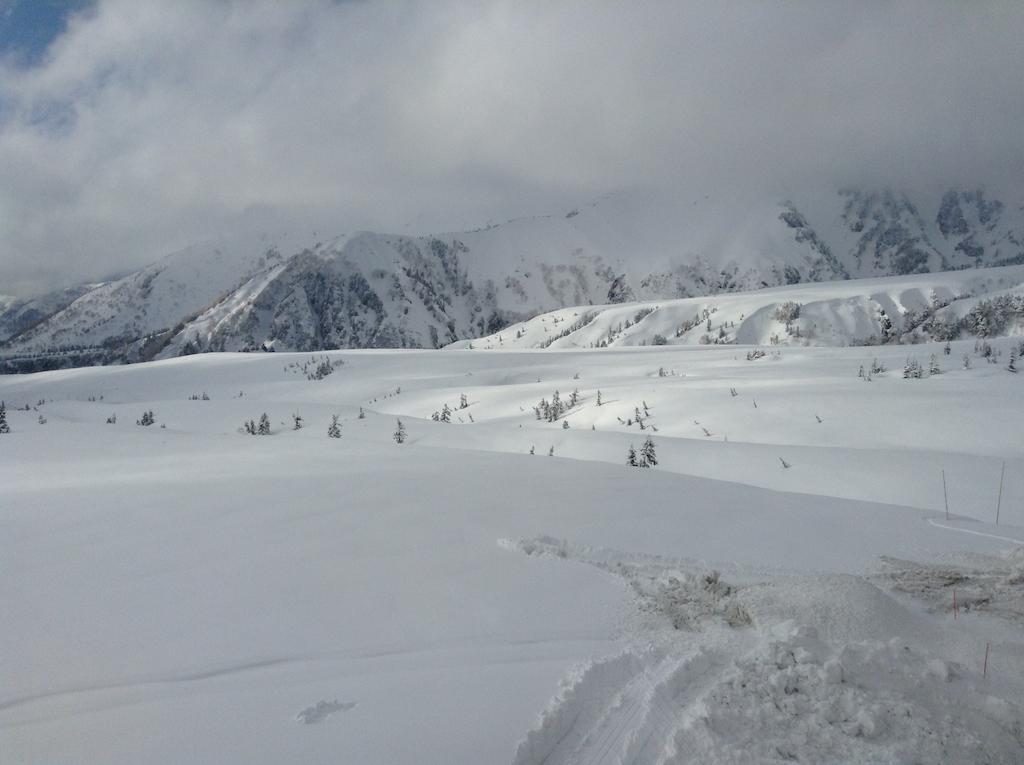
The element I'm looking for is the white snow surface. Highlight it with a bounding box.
[460,264,1024,350]
[2,334,1023,763]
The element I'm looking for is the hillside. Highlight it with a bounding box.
[3,186,1023,370]
[2,337,1023,763]
[459,265,1024,350]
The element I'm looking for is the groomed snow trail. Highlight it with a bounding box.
[511,646,737,765]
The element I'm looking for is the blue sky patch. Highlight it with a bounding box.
[0,0,95,67]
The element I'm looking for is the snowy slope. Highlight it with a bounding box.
[0,235,292,365]
[2,337,1023,763]
[0,283,99,342]
[461,264,1024,350]
[4,186,1024,366]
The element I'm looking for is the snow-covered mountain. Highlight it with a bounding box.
[3,186,1023,370]
[461,265,1024,351]
[0,283,99,343]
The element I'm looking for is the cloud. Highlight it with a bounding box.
[1,0,1023,294]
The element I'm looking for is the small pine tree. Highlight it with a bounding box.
[37,414,47,425]
[244,419,257,435]
[529,444,535,455]
[626,444,639,467]
[327,415,342,438]
[562,419,569,429]
[106,413,117,424]
[963,354,972,369]
[596,390,602,406]
[440,404,452,423]
[1008,350,1019,374]
[459,393,469,409]
[358,407,366,419]
[292,412,304,430]
[257,413,271,435]
[548,446,554,457]
[0,401,9,434]
[393,418,406,444]
[640,436,657,467]
[943,341,951,356]
[137,410,155,426]
[929,354,941,376]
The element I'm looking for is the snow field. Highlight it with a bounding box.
[2,336,1022,763]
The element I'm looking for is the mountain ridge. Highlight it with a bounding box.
[2,186,1022,371]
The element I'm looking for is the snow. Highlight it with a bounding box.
[462,264,1024,350]
[2,331,1023,763]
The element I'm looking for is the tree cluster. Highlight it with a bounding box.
[626,437,657,468]
[533,389,580,422]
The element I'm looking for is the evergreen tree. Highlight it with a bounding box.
[548,446,554,457]
[106,413,117,424]
[626,444,639,467]
[358,407,366,419]
[550,391,561,421]
[1008,350,1019,374]
[640,436,657,467]
[529,444,535,455]
[393,418,406,443]
[440,404,452,423]
[327,415,342,438]
[562,419,569,429]
[257,413,271,435]
[292,412,304,430]
[929,354,941,375]
[459,393,469,409]
[0,401,9,434]
[137,410,155,426]
[596,390,602,406]
[244,419,257,435]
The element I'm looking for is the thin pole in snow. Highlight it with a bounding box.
[952,589,958,619]
[995,461,1005,526]
[983,642,990,678]
[942,470,949,521]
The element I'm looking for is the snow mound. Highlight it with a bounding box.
[513,625,1024,765]
[670,626,1024,765]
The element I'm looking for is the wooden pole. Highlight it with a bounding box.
[983,642,990,678]
[942,470,949,521]
[995,461,1005,525]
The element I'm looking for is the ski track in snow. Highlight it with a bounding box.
[927,518,1024,546]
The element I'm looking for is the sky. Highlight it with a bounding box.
[1,0,1023,296]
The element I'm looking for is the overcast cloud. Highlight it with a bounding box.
[1,0,1023,295]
